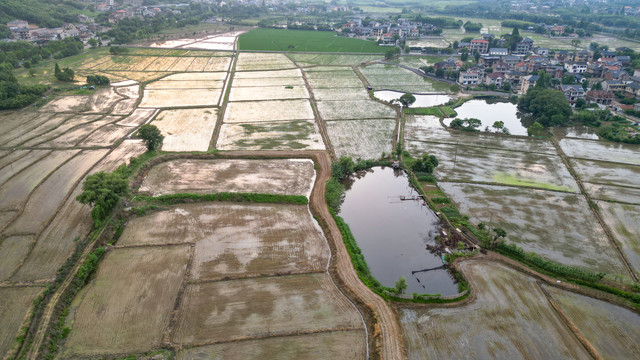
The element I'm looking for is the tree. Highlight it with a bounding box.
[76,169,129,223]
[137,124,164,151]
[589,42,599,51]
[452,40,459,49]
[398,93,416,107]
[466,118,482,130]
[54,63,61,77]
[86,75,110,85]
[502,82,511,92]
[575,98,587,108]
[460,48,469,62]
[491,228,507,246]
[54,63,74,82]
[412,154,439,173]
[435,68,445,78]
[474,52,480,64]
[518,88,572,126]
[88,38,98,48]
[394,276,408,294]
[331,156,355,179]
[571,39,582,49]
[492,121,504,132]
[592,81,603,90]
[450,83,461,93]
[527,121,545,137]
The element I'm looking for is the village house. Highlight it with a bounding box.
[586,90,614,106]
[489,48,508,56]
[484,72,505,87]
[469,39,489,54]
[560,85,585,105]
[519,74,539,94]
[515,38,534,54]
[603,80,628,92]
[625,82,640,97]
[564,61,587,74]
[458,71,480,85]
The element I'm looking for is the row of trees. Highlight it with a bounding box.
[0,62,49,110]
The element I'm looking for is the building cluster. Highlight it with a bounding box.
[5,19,106,43]
[342,18,437,45]
[449,36,640,109]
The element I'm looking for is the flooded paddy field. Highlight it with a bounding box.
[374,90,451,107]
[216,120,325,150]
[359,63,451,93]
[289,53,382,66]
[139,158,315,197]
[583,183,640,205]
[151,108,218,152]
[559,138,640,166]
[317,99,396,120]
[339,167,458,295]
[439,182,629,277]
[326,119,396,160]
[400,261,591,360]
[571,158,640,189]
[236,52,297,71]
[598,201,640,275]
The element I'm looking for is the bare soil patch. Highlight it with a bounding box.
[151,108,218,152]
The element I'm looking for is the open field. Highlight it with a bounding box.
[173,273,362,345]
[41,87,124,114]
[139,88,223,108]
[37,117,118,148]
[159,72,227,81]
[559,138,640,166]
[407,141,578,192]
[289,53,383,66]
[571,158,640,189]
[13,114,104,147]
[439,182,629,276]
[598,201,640,275]
[236,53,296,71]
[232,76,305,87]
[238,28,387,53]
[307,76,364,88]
[359,64,451,93]
[145,80,225,90]
[234,69,301,79]
[404,112,560,145]
[78,125,133,147]
[111,99,138,115]
[176,330,366,360]
[117,108,156,127]
[0,150,50,185]
[0,286,44,358]
[223,99,314,123]
[0,235,34,281]
[217,120,325,150]
[103,71,172,83]
[312,86,371,101]
[583,183,640,205]
[326,119,395,159]
[62,246,190,357]
[12,141,146,282]
[151,108,218,152]
[317,100,396,120]
[139,159,315,196]
[543,284,640,358]
[400,261,590,360]
[228,85,309,102]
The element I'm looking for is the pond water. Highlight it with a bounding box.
[444,99,528,136]
[374,90,451,108]
[338,167,458,295]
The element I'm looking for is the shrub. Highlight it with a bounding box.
[86,74,110,85]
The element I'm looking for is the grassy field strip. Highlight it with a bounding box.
[138,159,315,197]
[400,260,592,359]
[440,182,631,279]
[150,108,218,152]
[238,29,386,53]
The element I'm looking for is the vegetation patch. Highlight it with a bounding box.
[238,28,386,53]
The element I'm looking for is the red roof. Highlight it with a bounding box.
[471,39,488,43]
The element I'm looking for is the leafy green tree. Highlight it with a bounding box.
[450,83,461,93]
[502,82,511,91]
[76,170,129,223]
[394,276,408,294]
[412,154,439,173]
[137,124,164,151]
[575,98,587,108]
[460,48,469,62]
[88,38,98,48]
[398,93,416,107]
[331,156,355,179]
[54,63,74,82]
[589,42,599,51]
[492,121,504,131]
[571,39,581,49]
[518,88,571,126]
[86,75,110,85]
[435,68,445,78]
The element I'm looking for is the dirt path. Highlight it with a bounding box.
[219,150,405,360]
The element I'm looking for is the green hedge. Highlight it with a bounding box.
[137,192,308,205]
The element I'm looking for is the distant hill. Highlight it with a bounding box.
[0,0,93,28]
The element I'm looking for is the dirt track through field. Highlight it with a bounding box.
[218,150,405,360]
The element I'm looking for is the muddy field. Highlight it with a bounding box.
[223,99,315,123]
[139,159,315,196]
[316,100,396,120]
[151,108,218,152]
[439,182,629,277]
[176,330,366,360]
[216,120,325,151]
[597,201,640,275]
[229,85,309,102]
[62,246,191,357]
[236,53,296,71]
[289,53,382,66]
[311,86,371,101]
[139,88,224,108]
[359,63,450,93]
[173,273,362,345]
[400,261,591,360]
[543,285,640,359]
[584,183,640,204]
[0,286,44,358]
[326,119,395,160]
[559,138,640,165]
[571,158,640,189]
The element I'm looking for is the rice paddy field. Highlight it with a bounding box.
[216,120,325,151]
[317,100,396,120]
[597,201,640,276]
[139,159,315,197]
[150,108,218,152]
[559,138,640,166]
[359,63,451,93]
[236,52,297,71]
[289,53,383,66]
[326,119,396,159]
[400,261,591,360]
[238,28,387,53]
[224,99,314,123]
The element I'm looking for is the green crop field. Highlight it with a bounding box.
[238,28,387,53]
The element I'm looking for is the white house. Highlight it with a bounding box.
[564,61,587,74]
[458,71,480,85]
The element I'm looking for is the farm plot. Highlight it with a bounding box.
[316,100,396,120]
[0,235,35,281]
[40,87,124,114]
[12,140,146,282]
[439,182,629,276]
[583,183,640,204]
[145,80,225,90]
[0,150,50,185]
[78,125,132,147]
[400,261,590,360]
[234,69,301,79]
[2,150,107,236]
[103,71,171,83]
[597,201,640,275]
[0,286,43,358]
[139,88,223,108]
[229,85,308,101]
[202,56,232,72]
[326,119,395,159]
[216,120,325,151]
[110,98,138,116]
[570,158,640,189]
[166,57,196,72]
[159,72,228,81]
[359,64,451,93]
[307,76,365,88]
[143,56,183,71]
[173,273,362,345]
[117,108,156,127]
[150,108,218,152]
[62,246,190,357]
[0,111,42,141]
[289,53,382,66]
[185,56,211,72]
[232,76,305,87]
[559,138,640,166]
[118,203,328,279]
[543,285,640,359]
[176,331,366,360]
[0,150,78,211]
[114,84,139,98]
[303,66,357,75]
[37,116,119,148]
[404,115,557,154]
[236,52,296,71]
[223,99,314,123]
[17,114,102,148]
[0,113,71,147]
[312,86,371,101]
[128,56,159,71]
[406,141,578,192]
[139,159,315,196]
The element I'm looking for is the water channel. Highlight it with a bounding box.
[338,166,458,295]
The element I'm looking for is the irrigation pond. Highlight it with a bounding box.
[373,90,451,108]
[444,99,527,135]
[338,166,458,295]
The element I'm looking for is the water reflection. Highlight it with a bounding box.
[373,90,451,108]
[338,167,458,295]
[444,99,528,136]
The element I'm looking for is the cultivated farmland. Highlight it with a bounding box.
[400,261,591,360]
[326,119,396,159]
[316,100,396,120]
[598,201,640,275]
[151,108,218,152]
[0,287,44,357]
[139,159,315,196]
[223,99,314,123]
[236,52,296,71]
[359,63,451,93]
[559,138,640,166]
[216,120,325,150]
[289,53,383,66]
